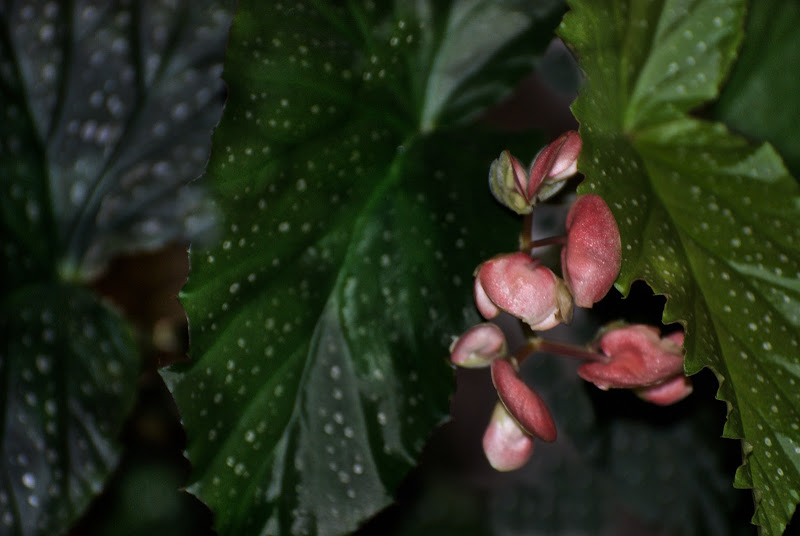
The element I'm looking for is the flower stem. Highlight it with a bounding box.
[528,337,608,362]
[528,235,568,249]
[518,215,567,255]
[519,213,534,252]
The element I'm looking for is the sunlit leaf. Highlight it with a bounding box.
[560,0,800,533]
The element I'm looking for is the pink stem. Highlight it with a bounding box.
[518,213,534,252]
[518,215,567,255]
[528,235,568,249]
[530,338,609,362]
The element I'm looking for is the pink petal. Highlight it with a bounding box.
[477,252,573,331]
[474,275,501,319]
[491,358,557,442]
[482,402,535,471]
[578,324,685,389]
[527,131,582,198]
[635,374,693,406]
[449,323,507,368]
[561,194,621,308]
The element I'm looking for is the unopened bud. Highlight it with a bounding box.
[482,402,534,472]
[476,252,573,331]
[450,323,508,368]
[489,150,533,214]
[491,358,557,442]
[528,130,582,202]
[561,194,621,307]
[578,324,685,389]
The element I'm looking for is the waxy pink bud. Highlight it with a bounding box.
[528,130,582,200]
[491,358,557,442]
[475,252,573,331]
[561,194,621,308]
[488,132,582,213]
[489,150,534,215]
[482,402,534,472]
[635,374,693,405]
[578,325,685,390]
[450,323,508,368]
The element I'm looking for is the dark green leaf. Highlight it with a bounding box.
[0,284,138,534]
[162,1,563,534]
[0,2,232,533]
[0,1,231,282]
[713,0,800,178]
[560,0,800,533]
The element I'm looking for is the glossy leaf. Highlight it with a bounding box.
[560,0,800,533]
[162,1,564,534]
[713,0,800,177]
[0,284,138,534]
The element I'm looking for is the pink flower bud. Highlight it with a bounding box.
[578,325,685,390]
[491,358,557,442]
[527,130,582,201]
[482,402,534,471]
[635,374,693,405]
[476,252,573,331]
[561,194,621,307]
[489,150,534,215]
[449,323,508,368]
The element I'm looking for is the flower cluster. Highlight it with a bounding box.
[449,132,692,471]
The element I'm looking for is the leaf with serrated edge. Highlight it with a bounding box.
[1,285,139,535]
[560,0,800,533]
[161,1,563,534]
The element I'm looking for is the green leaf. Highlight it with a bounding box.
[0,1,231,283]
[560,0,800,533]
[713,0,800,178]
[0,3,232,534]
[0,284,139,534]
[161,1,563,534]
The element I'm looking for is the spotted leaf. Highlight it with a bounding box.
[0,1,231,284]
[0,2,232,534]
[560,0,800,533]
[160,1,563,535]
[0,285,138,535]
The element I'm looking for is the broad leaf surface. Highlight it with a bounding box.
[0,2,231,533]
[162,1,563,534]
[560,1,800,533]
[0,0,230,282]
[0,284,138,535]
[713,0,800,178]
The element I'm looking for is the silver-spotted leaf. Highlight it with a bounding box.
[161,1,564,534]
[0,0,231,282]
[0,284,138,535]
[560,0,800,533]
